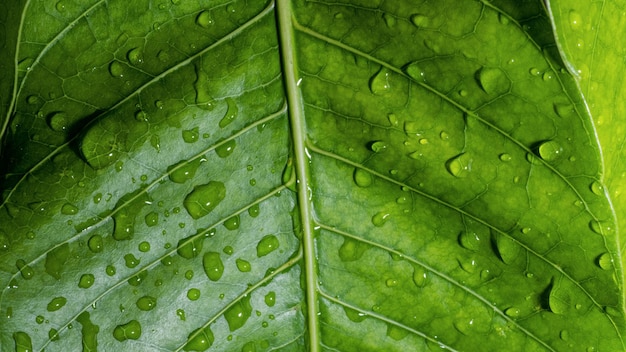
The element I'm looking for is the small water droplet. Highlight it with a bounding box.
[499,153,512,162]
[264,292,276,307]
[382,13,396,28]
[257,235,279,257]
[446,153,472,178]
[144,212,159,227]
[55,1,66,11]
[127,47,144,66]
[590,181,604,195]
[16,259,34,280]
[176,309,186,320]
[353,168,373,187]
[177,235,205,259]
[529,67,541,76]
[371,212,390,227]
[183,181,226,219]
[385,278,398,287]
[185,270,194,280]
[108,61,125,78]
[187,288,201,301]
[369,67,392,95]
[475,67,509,94]
[569,10,582,30]
[589,220,612,235]
[219,97,238,128]
[78,273,95,288]
[136,296,157,311]
[596,252,613,270]
[124,253,140,268]
[504,307,521,318]
[236,258,251,272]
[403,62,426,82]
[224,295,252,331]
[88,235,103,253]
[61,203,79,215]
[537,140,563,162]
[202,252,224,281]
[412,265,427,287]
[113,320,142,341]
[138,241,151,252]
[498,13,510,25]
[458,231,480,251]
[45,243,69,279]
[458,257,477,273]
[47,297,67,312]
[182,127,199,143]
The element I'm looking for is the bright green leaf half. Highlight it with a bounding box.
[0,0,624,351]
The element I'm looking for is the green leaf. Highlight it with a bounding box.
[0,0,624,351]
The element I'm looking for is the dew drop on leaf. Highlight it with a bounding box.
[242,341,256,352]
[127,47,144,66]
[13,332,32,352]
[113,320,142,341]
[219,97,239,128]
[537,140,563,162]
[353,168,373,187]
[124,253,140,268]
[495,235,522,264]
[504,307,521,318]
[202,252,224,281]
[177,235,204,259]
[369,140,388,153]
[597,252,613,270]
[569,10,582,30]
[475,67,509,95]
[196,10,214,28]
[590,181,604,196]
[144,212,159,227]
[138,241,150,252]
[403,62,426,82]
[224,295,252,331]
[256,235,279,257]
[369,67,392,95]
[343,306,367,322]
[264,292,276,307]
[458,256,477,273]
[183,181,226,219]
[60,203,78,215]
[88,235,103,253]
[215,139,237,158]
[412,264,427,287]
[47,112,68,132]
[182,127,199,143]
[458,231,480,251]
[499,153,512,162]
[224,215,240,230]
[187,288,201,301]
[45,243,69,279]
[410,14,429,28]
[183,326,214,352]
[338,238,369,262]
[371,212,390,227]
[382,13,396,28]
[16,259,34,280]
[78,274,95,289]
[446,153,472,178]
[248,204,260,218]
[47,297,67,312]
[108,61,124,78]
[106,265,116,276]
[136,296,157,311]
[236,258,251,272]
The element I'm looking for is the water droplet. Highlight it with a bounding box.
[55,1,66,11]
[369,67,393,95]
[106,265,116,276]
[45,243,69,279]
[183,181,226,219]
[177,234,205,259]
[403,62,426,82]
[202,252,224,281]
[353,168,373,187]
[78,274,95,288]
[182,127,199,143]
[48,329,59,341]
[183,326,214,351]
[16,259,34,280]
[446,153,472,178]
[224,215,240,230]
[113,320,142,341]
[108,61,124,78]
[219,97,238,128]
[569,10,582,30]
[458,231,480,251]
[369,140,388,153]
[187,288,201,301]
[264,292,276,307]
[387,113,398,126]
[385,278,398,287]
[236,258,251,272]
[61,203,78,215]
[80,117,127,169]
[475,67,509,94]
[371,212,390,227]
[257,235,279,257]
[215,139,237,158]
[36,315,45,324]
[412,265,427,287]
[176,309,186,320]
[13,332,32,352]
[196,10,214,28]
[537,140,563,162]
[168,158,202,184]
[142,212,158,227]
[138,241,151,252]
[124,253,140,268]
[589,220,612,235]
[495,235,521,264]
[498,13,510,25]
[224,295,252,331]
[47,296,67,312]
[410,14,429,28]
[127,47,144,66]
[548,286,569,314]
[529,67,541,76]
[597,252,613,270]
[499,153,512,162]
[88,235,103,253]
[127,271,147,286]
[590,181,604,195]
[48,112,68,132]
[560,330,569,341]
[338,238,369,262]
[136,296,157,311]
[504,307,521,318]
[458,256,477,273]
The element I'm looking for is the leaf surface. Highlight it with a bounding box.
[0,0,624,351]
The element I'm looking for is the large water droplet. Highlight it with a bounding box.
[168,158,202,183]
[47,297,67,312]
[256,235,279,257]
[16,259,34,280]
[338,238,369,262]
[113,320,142,341]
[343,306,367,322]
[187,288,201,300]
[144,212,159,227]
[136,296,157,311]
[590,181,604,196]
[196,10,214,28]
[597,252,613,270]
[215,139,237,158]
[446,153,472,178]
[76,311,99,351]
[475,67,509,95]
[202,252,224,281]
[369,67,392,95]
[504,307,521,318]
[548,285,570,314]
[537,140,563,162]
[177,234,205,259]
[183,326,214,351]
[369,140,388,153]
[219,98,238,128]
[45,243,69,280]
[183,181,226,219]
[80,118,127,169]
[61,203,78,215]
[13,332,32,352]
[78,274,95,288]
[224,295,252,331]
[264,292,276,307]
